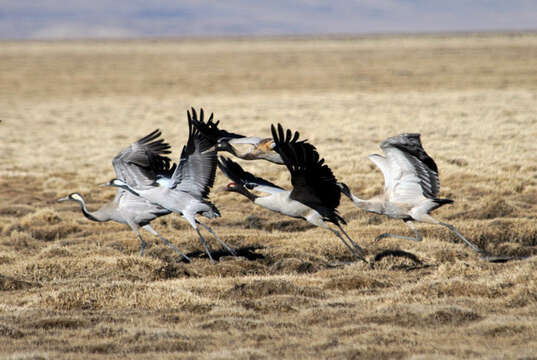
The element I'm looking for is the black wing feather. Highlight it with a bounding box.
[189,108,244,144]
[217,156,284,190]
[271,123,345,225]
[384,133,438,172]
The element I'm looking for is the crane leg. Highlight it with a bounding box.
[183,214,216,264]
[142,225,191,262]
[196,228,216,264]
[336,223,366,255]
[438,222,483,253]
[137,233,147,257]
[328,228,368,263]
[197,221,238,257]
[375,221,423,242]
[126,220,147,256]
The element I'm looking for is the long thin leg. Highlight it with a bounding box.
[439,222,483,253]
[375,221,423,242]
[197,221,237,257]
[142,224,191,262]
[136,232,147,257]
[196,228,215,264]
[182,213,216,264]
[328,228,368,263]
[336,223,366,255]
[126,220,146,256]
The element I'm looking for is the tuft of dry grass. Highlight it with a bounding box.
[1,34,537,358]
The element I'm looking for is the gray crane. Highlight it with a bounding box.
[104,109,237,263]
[217,124,367,263]
[338,133,483,254]
[57,130,190,260]
[189,114,285,164]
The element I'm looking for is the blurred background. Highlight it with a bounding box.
[1,0,536,40]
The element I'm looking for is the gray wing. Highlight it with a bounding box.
[112,129,173,188]
[372,133,440,202]
[112,129,173,203]
[169,109,217,199]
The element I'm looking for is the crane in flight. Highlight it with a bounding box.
[104,109,237,263]
[217,124,367,263]
[189,114,285,164]
[57,130,189,260]
[338,133,483,254]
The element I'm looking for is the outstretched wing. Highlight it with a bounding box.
[112,129,173,188]
[371,133,440,202]
[189,108,244,143]
[271,123,344,224]
[218,156,285,194]
[168,108,217,199]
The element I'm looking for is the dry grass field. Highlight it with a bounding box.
[1,33,537,359]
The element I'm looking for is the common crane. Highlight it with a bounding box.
[104,109,237,263]
[338,133,483,254]
[57,130,190,260]
[217,124,367,263]
[190,113,284,164]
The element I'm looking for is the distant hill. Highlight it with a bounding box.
[1,0,536,39]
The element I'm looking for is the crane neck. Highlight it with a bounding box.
[349,194,384,214]
[261,152,284,164]
[74,197,108,222]
[235,186,258,202]
[117,182,140,197]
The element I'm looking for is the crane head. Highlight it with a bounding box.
[100,178,125,188]
[100,178,140,196]
[218,181,240,193]
[57,193,84,203]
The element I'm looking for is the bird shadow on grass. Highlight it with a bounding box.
[184,245,266,262]
[369,249,436,271]
[371,248,531,269]
[479,253,531,263]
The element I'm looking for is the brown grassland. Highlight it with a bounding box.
[1,34,537,359]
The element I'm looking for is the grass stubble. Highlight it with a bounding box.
[1,33,537,359]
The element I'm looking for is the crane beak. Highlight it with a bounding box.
[56,196,69,203]
[216,182,235,192]
[98,182,109,187]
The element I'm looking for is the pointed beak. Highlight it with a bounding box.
[56,196,69,203]
[98,182,109,187]
[217,182,236,192]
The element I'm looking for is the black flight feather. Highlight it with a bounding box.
[218,156,283,191]
[271,123,345,225]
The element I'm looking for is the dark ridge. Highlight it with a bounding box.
[185,245,265,262]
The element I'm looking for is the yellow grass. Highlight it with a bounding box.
[1,33,537,359]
